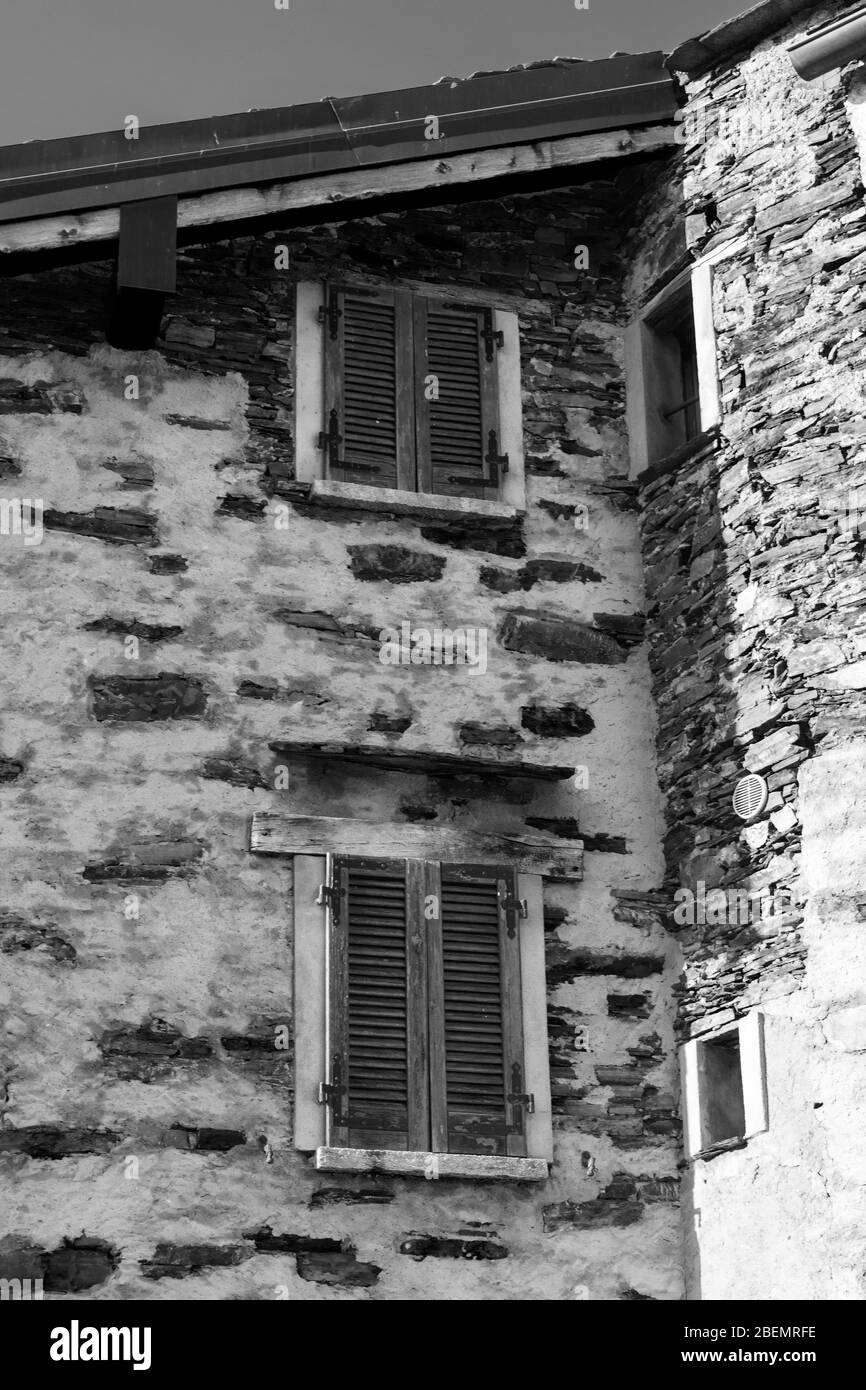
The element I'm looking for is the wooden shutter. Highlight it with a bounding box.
[322,285,414,491]
[428,863,527,1156]
[414,297,502,500]
[326,855,429,1150]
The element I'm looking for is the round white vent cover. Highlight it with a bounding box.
[732,773,769,822]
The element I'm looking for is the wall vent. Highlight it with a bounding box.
[732,774,768,822]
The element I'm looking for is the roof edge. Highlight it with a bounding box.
[667,0,832,78]
[0,51,677,228]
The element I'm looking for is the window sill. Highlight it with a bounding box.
[692,1134,749,1163]
[307,478,522,526]
[315,1146,549,1182]
[641,425,721,484]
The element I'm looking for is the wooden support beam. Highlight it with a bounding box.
[266,741,574,782]
[118,195,177,293]
[109,195,178,349]
[249,813,583,880]
[0,125,675,258]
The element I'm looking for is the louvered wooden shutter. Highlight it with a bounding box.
[322,285,414,491]
[326,856,429,1150]
[428,864,527,1157]
[414,297,502,500]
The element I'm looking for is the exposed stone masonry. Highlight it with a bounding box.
[0,171,679,1297]
[631,4,866,1033]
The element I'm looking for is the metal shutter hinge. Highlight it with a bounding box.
[508,1063,534,1134]
[315,882,339,916]
[481,308,504,361]
[448,432,508,490]
[318,294,342,340]
[503,896,528,917]
[510,1092,535,1113]
[500,892,528,938]
[317,409,382,476]
[317,408,342,465]
[317,1056,346,1121]
[485,429,509,485]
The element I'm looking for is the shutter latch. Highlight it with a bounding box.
[481,308,504,362]
[318,293,342,340]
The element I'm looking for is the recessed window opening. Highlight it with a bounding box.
[647,284,701,451]
[698,1029,746,1146]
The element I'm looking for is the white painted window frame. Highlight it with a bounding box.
[681,1010,769,1160]
[293,853,552,1181]
[626,237,746,477]
[294,281,526,514]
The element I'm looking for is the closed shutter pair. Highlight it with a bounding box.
[319,284,506,499]
[322,855,530,1157]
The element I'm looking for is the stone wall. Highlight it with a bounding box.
[0,178,682,1299]
[629,0,866,1299]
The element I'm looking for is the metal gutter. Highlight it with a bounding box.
[0,52,676,225]
[788,3,866,77]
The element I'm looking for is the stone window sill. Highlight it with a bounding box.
[642,425,721,484]
[692,1135,749,1163]
[308,478,522,526]
[315,1145,549,1182]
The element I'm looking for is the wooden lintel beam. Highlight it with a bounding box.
[266,741,574,782]
[0,125,675,258]
[249,813,584,880]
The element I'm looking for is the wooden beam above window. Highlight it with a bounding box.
[249,814,583,880]
[266,740,575,782]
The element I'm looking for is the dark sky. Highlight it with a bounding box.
[3,0,751,145]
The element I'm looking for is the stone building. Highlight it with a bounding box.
[0,0,864,1302]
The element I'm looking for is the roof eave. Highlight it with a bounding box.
[0,51,677,228]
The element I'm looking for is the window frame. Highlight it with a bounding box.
[681,1011,769,1161]
[626,263,720,475]
[292,852,552,1181]
[294,280,526,514]
[625,237,747,477]
[646,282,701,445]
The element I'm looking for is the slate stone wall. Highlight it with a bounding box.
[630,0,866,1299]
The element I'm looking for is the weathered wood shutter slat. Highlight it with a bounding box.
[323,285,414,491]
[432,863,527,1156]
[327,855,427,1150]
[415,297,501,500]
